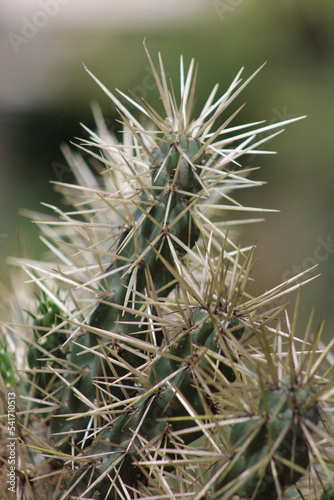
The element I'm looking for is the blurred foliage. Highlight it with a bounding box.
[1,0,334,341]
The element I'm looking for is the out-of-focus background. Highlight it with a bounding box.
[1,0,333,342]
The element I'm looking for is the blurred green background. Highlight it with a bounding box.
[1,0,333,343]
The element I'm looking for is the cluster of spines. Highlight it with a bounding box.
[213,377,320,498]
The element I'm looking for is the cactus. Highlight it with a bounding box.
[2,47,334,499]
[213,377,320,499]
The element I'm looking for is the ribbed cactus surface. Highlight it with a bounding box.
[4,47,334,500]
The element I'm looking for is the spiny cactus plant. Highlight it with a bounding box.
[1,46,334,499]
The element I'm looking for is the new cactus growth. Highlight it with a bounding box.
[2,47,334,500]
[0,337,15,389]
[26,291,68,401]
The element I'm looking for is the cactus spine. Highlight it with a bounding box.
[3,47,334,499]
